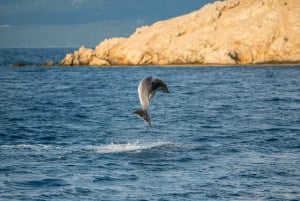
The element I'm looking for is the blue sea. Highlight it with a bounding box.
[0,48,300,200]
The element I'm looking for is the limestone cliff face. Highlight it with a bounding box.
[60,0,300,66]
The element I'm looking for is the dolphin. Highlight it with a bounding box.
[133,76,169,126]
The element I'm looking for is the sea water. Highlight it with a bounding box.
[0,48,300,200]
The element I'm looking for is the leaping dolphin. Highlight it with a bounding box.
[133,76,169,126]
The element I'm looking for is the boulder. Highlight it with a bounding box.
[60,53,74,66]
[89,56,110,66]
[78,47,93,65]
[60,46,93,66]
[44,61,55,66]
[13,61,27,67]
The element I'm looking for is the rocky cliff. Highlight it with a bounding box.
[60,0,300,66]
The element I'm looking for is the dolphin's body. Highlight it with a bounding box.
[133,76,169,126]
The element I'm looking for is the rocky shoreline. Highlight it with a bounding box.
[27,0,300,67]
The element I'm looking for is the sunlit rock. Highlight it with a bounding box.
[60,0,300,66]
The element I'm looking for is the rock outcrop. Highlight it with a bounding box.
[13,61,56,67]
[60,0,300,66]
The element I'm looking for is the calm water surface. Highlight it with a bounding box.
[0,49,300,200]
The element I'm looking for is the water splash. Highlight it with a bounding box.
[89,141,174,154]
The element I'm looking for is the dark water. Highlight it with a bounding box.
[0,49,300,200]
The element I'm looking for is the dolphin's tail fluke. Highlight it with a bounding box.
[133,109,151,126]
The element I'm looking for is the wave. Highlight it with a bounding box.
[0,141,191,154]
[0,144,54,150]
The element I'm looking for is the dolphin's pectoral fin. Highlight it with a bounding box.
[133,109,151,126]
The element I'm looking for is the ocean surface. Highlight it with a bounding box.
[0,48,300,201]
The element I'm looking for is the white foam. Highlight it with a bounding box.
[92,141,172,154]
